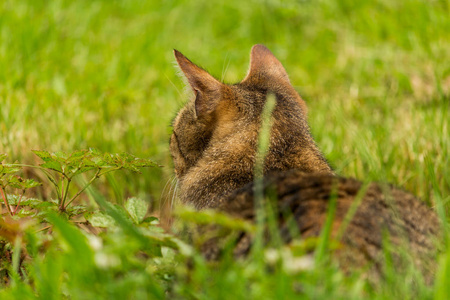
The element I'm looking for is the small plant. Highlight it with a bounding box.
[0,154,41,217]
[1,149,158,215]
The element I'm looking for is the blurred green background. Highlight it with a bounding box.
[0,0,448,209]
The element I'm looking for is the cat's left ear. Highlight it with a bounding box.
[174,50,224,120]
[241,44,290,86]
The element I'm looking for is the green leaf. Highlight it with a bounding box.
[40,161,63,173]
[67,150,88,161]
[22,178,41,189]
[46,211,94,264]
[176,207,256,233]
[100,152,159,172]
[35,201,57,209]
[53,151,69,160]
[139,228,188,254]
[142,216,159,224]
[32,150,53,162]
[89,189,162,257]
[0,154,7,162]
[0,165,21,175]
[8,176,24,189]
[125,197,149,224]
[1,176,41,190]
[87,212,115,228]
[7,196,41,206]
[72,166,97,177]
[66,205,88,216]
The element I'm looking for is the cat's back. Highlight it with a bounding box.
[215,170,440,281]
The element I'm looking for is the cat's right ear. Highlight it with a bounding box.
[174,50,224,120]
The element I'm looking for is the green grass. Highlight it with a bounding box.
[0,0,449,299]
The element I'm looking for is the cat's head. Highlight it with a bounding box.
[170,45,329,180]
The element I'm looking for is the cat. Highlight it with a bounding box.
[170,44,440,282]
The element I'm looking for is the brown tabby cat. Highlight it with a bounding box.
[170,45,440,281]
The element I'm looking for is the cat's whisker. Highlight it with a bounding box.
[159,177,172,209]
[168,176,178,209]
[170,178,179,211]
[165,176,175,209]
[159,174,176,211]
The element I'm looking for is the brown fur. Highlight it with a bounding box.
[171,45,332,209]
[170,45,440,281]
[216,170,439,282]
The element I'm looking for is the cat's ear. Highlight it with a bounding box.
[174,50,224,119]
[242,44,290,85]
